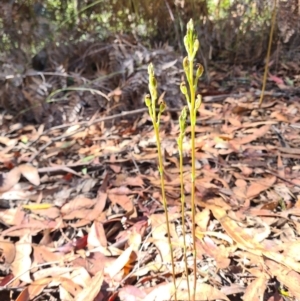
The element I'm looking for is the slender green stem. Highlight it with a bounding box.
[145,64,177,301]
[147,20,203,300]
[189,58,197,301]
[154,125,177,301]
[181,19,203,301]
[178,108,191,300]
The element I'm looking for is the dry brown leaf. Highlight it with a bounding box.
[246,176,276,199]
[243,274,267,301]
[30,206,60,220]
[277,154,285,178]
[279,147,300,155]
[11,233,32,283]
[59,276,83,297]
[234,251,264,271]
[211,205,300,272]
[19,164,40,186]
[195,228,233,245]
[266,259,300,299]
[86,191,107,221]
[201,237,231,269]
[271,111,289,122]
[88,221,107,248]
[210,205,263,250]
[235,179,247,188]
[0,240,16,265]
[233,176,276,201]
[143,282,174,301]
[106,245,133,279]
[221,284,245,295]
[108,193,134,213]
[115,220,147,253]
[150,215,168,240]
[248,218,271,244]
[282,241,300,261]
[63,208,94,221]
[131,261,165,277]
[0,166,21,193]
[118,285,147,301]
[195,208,210,231]
[33,246,62,264]
[15,287,30,301]
[239,165,253,177]
[1,219,51,237]
[33,267,75,281]
[69,267,91,288]
[109,164,121,173]
[125,176,144,187]
[0,164,40,193]
[144,281,230,301]
[75,270,104,301]
[128,230,142,252]
[0,207,25,227]
[61,196,96,215]
[0,136,18,146]
[263,249,300,273]
[72,253,106,277]
[234,125,271,145]
[178,282,230,301]
[108,186,132,195]
[59,285,73,301]
[27,278,52,300]
[228,117,242,127]
[64,192,107,227]
[195,195,232,211]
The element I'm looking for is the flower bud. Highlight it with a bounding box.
[195,94,202,110]
[183,35,189,53]
[193,39,199,55]
[196,64,204,79]
[180,82,187,95]
[150,76,157,89]
[183,57,189,74]
[193,38,200,53]
[187,19,194,33]
[159,101,166,113]
[179,106,187,132]
[148,63,154,77]
[145,94,151,107]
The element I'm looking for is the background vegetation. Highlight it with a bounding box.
[0,0,299,68]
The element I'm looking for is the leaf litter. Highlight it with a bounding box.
[1,68,300,301]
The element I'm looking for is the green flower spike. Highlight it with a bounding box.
[145,63,178,301]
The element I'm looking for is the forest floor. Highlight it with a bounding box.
[1,58,300,301]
